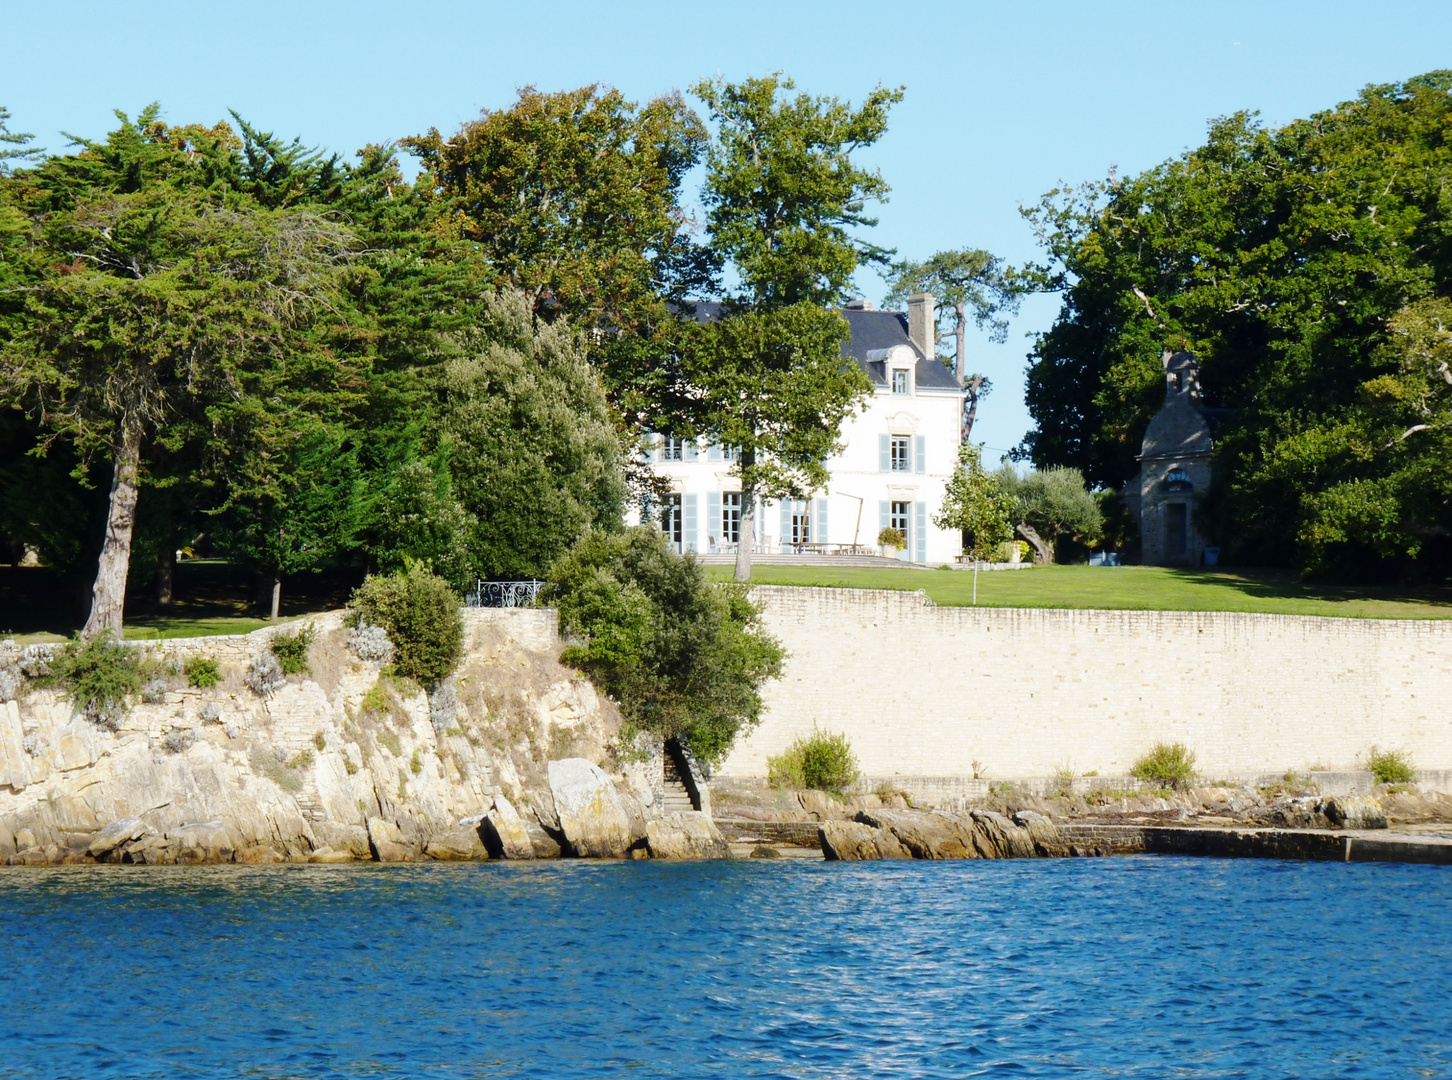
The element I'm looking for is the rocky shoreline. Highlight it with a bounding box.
[0,612,728,866]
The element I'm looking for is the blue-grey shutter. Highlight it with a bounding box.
[707,442,721,462]
[707,492,721,548]
[685,440,699,462]
[780,501,791,553]
[683,493,698,553]
[915,435,926,474]
[879,434,890,473]
[879,500,890,536]
[915,501,928,563]
[816,498,829,546]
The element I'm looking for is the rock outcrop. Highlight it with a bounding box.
[822,808,1069,861]
[0,611,721,865]
[548,757,636,858]
[645,812,729,859]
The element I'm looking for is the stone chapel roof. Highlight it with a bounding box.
[1139,350,1212,461]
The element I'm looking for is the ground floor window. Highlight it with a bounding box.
[791,502,811,546]
[661,494,682,551]
[722,492,741,543]
[890,501,911,535]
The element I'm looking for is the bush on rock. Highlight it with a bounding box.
[768,729,861,794]
[347,564,464,686]
[548,527,784,765]
[1130,741,1197,790]
[40,632,141,731]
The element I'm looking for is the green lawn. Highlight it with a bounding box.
[703,563,1452,619]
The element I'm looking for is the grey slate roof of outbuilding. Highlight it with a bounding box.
[683,302,962,392]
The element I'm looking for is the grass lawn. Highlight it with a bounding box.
[703,563,1452,619]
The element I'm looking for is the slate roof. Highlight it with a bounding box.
[682,302,962,393]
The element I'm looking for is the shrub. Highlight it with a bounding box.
[347,565,463,686]
[877,527,905,550]
[346,623,394,664]
[185,656,221,689]
[42,633,141,731]
[1130,741,1197,790]
[549,527,785,764]
[767,729,861,794]
[245,652,286,697]
[1366,746,1415,785]
[162,728,196,754]
[269,623,316,676]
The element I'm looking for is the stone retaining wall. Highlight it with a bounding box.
[716,587,1452,783]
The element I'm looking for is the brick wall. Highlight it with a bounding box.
[715,587,1452,781]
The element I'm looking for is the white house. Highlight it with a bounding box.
[627,295,967,565]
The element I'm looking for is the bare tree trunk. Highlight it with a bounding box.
[954,303,967,383]
[269,577,282,621]
[156,541,175,607]
[1016,522,1054,566]
[963,375,985,443]
[734,484,754,583]
[83,419,143,638]
[733,446,757,583]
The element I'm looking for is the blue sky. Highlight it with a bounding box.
[6,0,1451,458]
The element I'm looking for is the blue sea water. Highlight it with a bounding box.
[1,856,1449,1078]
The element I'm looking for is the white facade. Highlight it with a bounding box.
[627,303,967,565]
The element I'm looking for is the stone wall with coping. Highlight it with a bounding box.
[0,607,559,671]
[715,587,1452,783]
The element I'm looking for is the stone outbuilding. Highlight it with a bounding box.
[1134,351,1212,566]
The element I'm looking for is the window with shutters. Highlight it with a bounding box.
[660,494,683,550]
[791,502,811,546]
[722,493,741,543]
[890,437,910,472]
[891,501,911,534]
[891,369,908,394]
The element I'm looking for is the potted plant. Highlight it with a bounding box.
[877,527,906,559]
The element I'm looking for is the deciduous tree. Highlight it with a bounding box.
[687,74,900,579]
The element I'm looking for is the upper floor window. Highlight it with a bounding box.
[890,436,911,472]
[1164,468,1193,492]
[659,437,685,462]
[891,369,909,394]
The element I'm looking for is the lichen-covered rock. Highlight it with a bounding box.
[1012,810,1069,856]
[88,818,155,859]
[1323,795,1389,830]
[547,758,633,858]
[971,810,1036,858]
[819,820,910,861]
[481,797,535,860]
[367,816,418,862]
[856,809,977,859]
[646,812,729,859]
[424,822,488,860]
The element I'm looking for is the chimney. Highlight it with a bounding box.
[906,293,935,357]
[844,298,874,311]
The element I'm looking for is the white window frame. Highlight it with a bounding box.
[891,369,909,394]
[722,492,741,544]
[890,436,911,472]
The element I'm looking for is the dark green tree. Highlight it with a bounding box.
[1020,72,1452,576]
[685,74,900,580]
[549,526,785,763]
[1,109,360,633]
[438,292,626,580]
[884,248,1042,440]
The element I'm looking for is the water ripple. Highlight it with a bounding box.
[0,857,1448,1077]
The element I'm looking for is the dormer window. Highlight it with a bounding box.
[891,369,909,394]
[1165,468,1193,492]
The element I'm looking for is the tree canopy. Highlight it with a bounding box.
[1021,72,1452,577]
[549,527,784,763]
